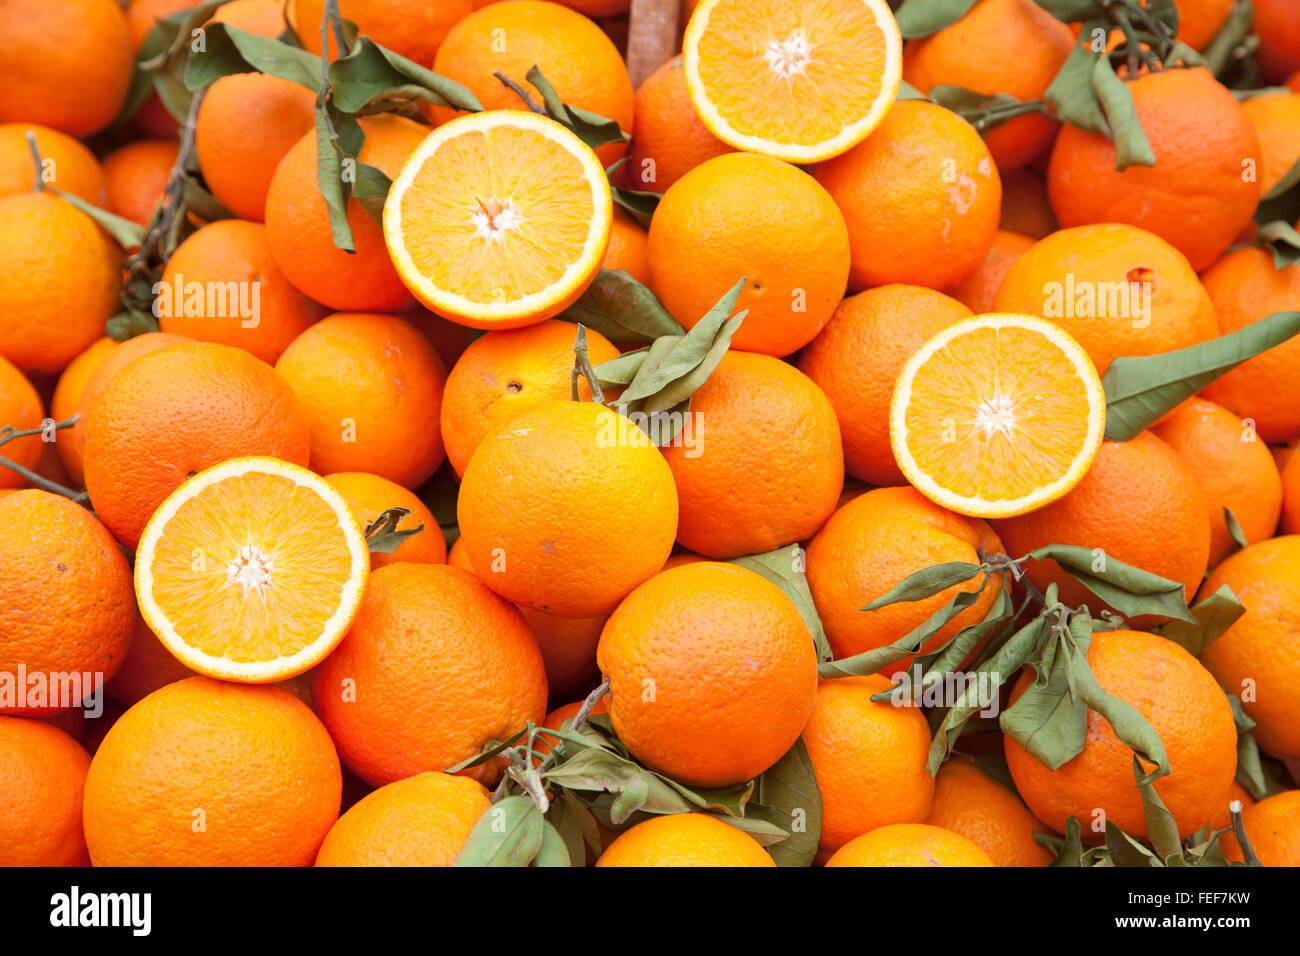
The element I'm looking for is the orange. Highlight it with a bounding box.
[597,562,818,787]
[806,487,1006,662]
[799,285,973,486]
[923,757,1053,866]
[1200,248,1300,444]
[595,813,776,867]
[950,230,1036,314]
[994,432,1211,619]
[999,167,1058,239]
[0,192,121,373]
[816,99,1001,292]
[124,0,194,48]
[1254,0,1300,83]
[0,717,91,865]
[458,400,678,617]
[49,337,116,429]
[1047,67,1260,271]
[660,351,843,559]
[83,342,311,548]
[647,152,850,357]
[0,123,107,205]
[274,312,446,488]
[993,223,1218,376]
[104,615,197,706]
[1221,790,1300,865]
[825,823,993,867]
[1153,398,1284,567]
[0,491,134,715]
[384,111,613,329]
[196,73,316,222]
[83,677,341,865]
[1284,451,1300,534]
[1241,92,1300,194]
[0,353,43,489]
[324,472,446,569]
[265,113,425,312]
[1174,0,1232,50]
[315,771,490,867]
[803,674,936,858]
[312,564,548,786]
[291,0,472,66]
[603,208,650,285]
[0,0,133,137]
[623,54,734,193]
[1197,536,1300,758]
[213,0,288,34]
[101,140,177,228]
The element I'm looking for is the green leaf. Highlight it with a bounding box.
[541,750,698,824]
[1203,1,1257,79]
[1104,821,1162,867]
[533,821,573,867]
[452,796,544,866]
[896,79,927,101]
[1091,56,1155,169]
[1045,39,1109,136]
[328,36,481,112]
[861,561,982,611]
[1256,155,1300,228]
[45,187,145,250]
[1223,507,1249,553]
[748,740,821,867]
[927,86,1045,136]
[557,269,684,343]
[1158,584,1244,656]
[1257,221,1300,269]
[522,66,628,151]
[730,545,831,662]
[1027,544,1196,622]
[999,618,1089,769]
[1046,816,1086,866]
[1033,0,1105,21]
[1228,695,1269,800]
[363,506,423,554]
[184,23,323,91]
[442,729,527,774]
[893,0,977,38]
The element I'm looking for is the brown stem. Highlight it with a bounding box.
[570,676,610,734]
[1228,801,1264,866]
[0,416,88,504]
[493,71,545,114]
[571,325,607,405]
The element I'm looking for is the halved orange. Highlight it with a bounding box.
[890,314,1107,519]
[683,0,903,163]
[383,110,613,330]
[134,457,370,682]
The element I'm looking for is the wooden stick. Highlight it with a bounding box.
[626,0,681,88]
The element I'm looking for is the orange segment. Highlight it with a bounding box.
[384,110,612,330]
[134,457,369,682]
[683,0,902,162]
[890,314,1106,519]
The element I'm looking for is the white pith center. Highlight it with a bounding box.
[971,395,1017,440]
[472,198,522,243]
[764,30,814,81]
[227,544,273,599]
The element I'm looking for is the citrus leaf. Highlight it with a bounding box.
[927,86,1045,136]
[922,582,1014,675]
[1257,221,1300,268]
[730,545,831,662]
[1091,55,1155,169]
[896,79,927,101]
[1256,156,1300,228]
[45,187,145,249]
[1223,507,1249,553]
[532,821,573,868]
[1228,694,1268,800]
[1026,544,1196,622]
[328,36,480,112]
[713,815,790,846]
[442,729,527,774]
[1045,39,1109,136]
[523,66,627,150]
[1105,821,1162,868]
[184,23,323,91]
[557,269,684,343]
[1046,817,1086,867]
[1203,1,1256,79]
[452,796,544,866]
[541,750,697,824]
[749,740,821,867]
[1033,0,1104,21]
[893,0,977,38]
[363,506,422,554]
[861,561,982,611]
[999,619,1089,769]
[1158,584,1244,656]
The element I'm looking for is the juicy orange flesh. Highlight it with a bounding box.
[397,125,595,304]
[903,326,1093,501]
[147,473,356,664]
[695,0,889,144]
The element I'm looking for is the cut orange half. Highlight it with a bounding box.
[890,314,1107,519]
[134,457,370,683]
[683,0,903,163]
[383,109,613,330]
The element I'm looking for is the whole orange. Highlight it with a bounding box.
[0,123,107,204]
[0,717,91,865]
[124,0,193,48]
[603,208,650,285]
[291,0,473,66]
[1253,0,1300,83]
[923,756,1053,866]
[950,230,1036,314]
[324,471,447,568]
[595,813,775,867]
[825,823,993,867]
[623,54,734,193]
[49,338,116,431]
[1240,92,1300,194]
[101,140,177,229]
[213,0,288,33]
[1174,0,1233,50]
[0,353,43,489]
[1221,790,1300,865]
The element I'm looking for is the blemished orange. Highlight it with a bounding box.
[83,677,342,866]
[647,152,850,357]
[1253,0,1300,83]
[196,73,316,222]
[1240,92,1300,194]
[104,614,197,706]
[0,354,43,489]
[994,223,1218,376]
[999,167,1058,239]
[1007,630,1238,840]
[291,0,472,67]
[0,123,107,205]
[660,351,843,559]
[950,230,1036,314]
[1200,248,1300,444]
[1048,67,1260,272]
[265,114,425,312]
[0,0,133,137]
[816,99,1001,292]
[623,55,734,193]
[803,674,936,858]
[1153,398,1284,567]
[0,193,121,374]
[325,472,446,569]
[1284,451,1300,534]
[101,140,177,228]
[799,285,972,487]
[806,487,1006,662]
[458,400,678,618]
[1197,536,1300,758]
[994,433,1212,620]
[597,562,818,788]
[0,717,91,866]
[923,757,1053,866]
[902,0,1073,169]
[825,823,994,867]
[312,564,548,786]
[315,772,490,867]
[275,312,446,488]
[596,813,776,867]
[1221,790,1300,866]
[83,342,311,548]
[158,219,324,364]
[0,491,134,715]
[603,208,650,285]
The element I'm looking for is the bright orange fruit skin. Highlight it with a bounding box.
[324,472,447,569]
[291,0,474,66]
[949,230,1036,314]
[0,717,91,866]
[825,823,994,866]
[1221,790,1300,865]
[623,54,734,193]
[0,123,107,205]
[0,354,43,489]
[101,139,177,228]
[923,757,1053,866]
[596,813,776,867]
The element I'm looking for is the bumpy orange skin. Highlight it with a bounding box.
[83,343,311,548]
[101,140,177,228]
[648,152,849,357]
[816,99,1000,292]
[0,717,91,865]
[799,285,972,487]
[324,472,446,569]
[83,678,342,866]
[1197,537,1300,758]
[825,823,993,867]
[0,123,107,205]
[603,208,650,285]
[803,675,936,858]
[1240,92,1300,194]
[292,0,472,64]
[315,772,490,867]
[596,813,775,867]
[923,757,1053,866]
[1221,790,1300,865]
[312,564,548,786]
[806,487,1005,662]
[275,312,445,489]
[104,615,196,707]
[1253,0,1300,82]
[597,563,818,788]
[661,351,843,559]
[1048,68,1260,272]
[623,55,734,193]
[0,354,43,489]
[0,492,134,716]
[950,230,1036,314]
[1005,630,1237,841]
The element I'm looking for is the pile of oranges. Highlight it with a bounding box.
[2,0,1300,869]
